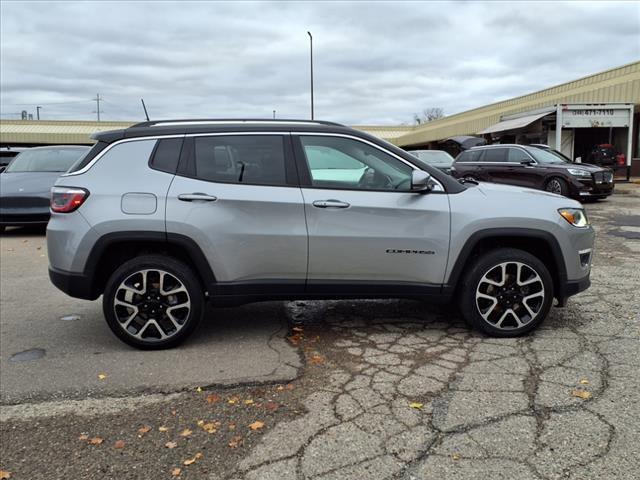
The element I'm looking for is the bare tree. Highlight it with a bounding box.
[413,107,444,125]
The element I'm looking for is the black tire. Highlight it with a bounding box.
[103,255,204,349]
[458,248,554,337]
[545,177,569,196]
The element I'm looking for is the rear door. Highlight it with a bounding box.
[165,133,307,291]
[478,147,510,184]
[293,133,450,292]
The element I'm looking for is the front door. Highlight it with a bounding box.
[293,134,450,293]
[166,134,307,292]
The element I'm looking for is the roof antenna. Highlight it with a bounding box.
[141,98,150,121]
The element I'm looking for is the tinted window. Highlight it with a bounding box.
[67,142,108,173]
[530,148,570,164]
[151,138,183,173]
[300,136,413,191]
[456,150,482,162]
[482,148,508,162]
[193,136,286,185]
[5,148,88,173]
[507,148,532,163]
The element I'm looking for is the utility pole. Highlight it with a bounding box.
[94,93,102,122]
[273,110,276,119]
[36,106,42,120]
[307,31,314,120]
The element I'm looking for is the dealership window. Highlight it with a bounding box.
[192,135,287,185]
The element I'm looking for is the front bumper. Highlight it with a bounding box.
[556,273,591,307]
[49,267,99,300]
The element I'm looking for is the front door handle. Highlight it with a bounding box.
[312,199,350,209]
[178,193,217,202]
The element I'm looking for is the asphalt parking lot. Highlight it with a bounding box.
[1,186,639,480]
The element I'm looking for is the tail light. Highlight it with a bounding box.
[617,153,626,166]
[51,187,89,213]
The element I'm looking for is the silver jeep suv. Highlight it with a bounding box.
[47,119,594,349]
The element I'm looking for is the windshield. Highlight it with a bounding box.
[5,148,88,173]
[410,150,454,165]
[529,148,570,164]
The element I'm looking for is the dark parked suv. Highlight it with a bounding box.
[451,144,614,199]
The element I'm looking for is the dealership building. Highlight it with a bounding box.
[1,61,639,176]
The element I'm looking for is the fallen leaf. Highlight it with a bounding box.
[183,452,203,466]
[571,389,592,400]
[196,387,202,393]
[171,410,177,416]
[287,333,303,345]
[159,426,169,432]
[206,393,220,404]
[0,470,11,479]
[263,401,280,411]
[138,425,151,435]
[228,396,240,405]
[165,441,178,449]
[249,421,265,431]
[114,440,125,449]
[89,437,104,445]
[276,385,285,391]
[78,434,89,441]
[228,422,236,430]
[171,467,182,476]
[201,422,218,434]
[409,402,423,410]
[286,383,294,390]
[179,428,193,437]
[580,379,590,385]
[228,435,243,448]
[244,399,254,405]
[452,453,461,461]
[309,354,324,364]
[97,373,107,380]
[197,420,204,426]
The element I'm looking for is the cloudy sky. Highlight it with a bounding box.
[1,1,638,125]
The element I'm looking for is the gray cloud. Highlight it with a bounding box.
[1,1,638,124]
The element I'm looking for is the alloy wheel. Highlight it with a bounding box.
[546,179,563,194]
[475,261,545,330]
[113,269,191,342]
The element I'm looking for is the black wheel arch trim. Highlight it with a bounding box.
[445,228,569,298]
[81,231,216,298]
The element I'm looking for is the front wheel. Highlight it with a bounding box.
[545,177,568,196]
[459,248,553,337]
[103,255,204,349]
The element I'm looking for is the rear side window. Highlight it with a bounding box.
[150,138,183,173]
[67,141,109,173]
[192,135,287,186]
[456,150,482,162]
[482,148,508,162]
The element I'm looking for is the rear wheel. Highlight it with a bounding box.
[459,248,553,337]
[545,177,568,196]
[103,255,204,349]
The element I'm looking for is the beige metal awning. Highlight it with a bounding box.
[477,111,551,135]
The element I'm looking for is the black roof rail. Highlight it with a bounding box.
[128,118,345,129]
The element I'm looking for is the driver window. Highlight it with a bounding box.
[300,136,413,191]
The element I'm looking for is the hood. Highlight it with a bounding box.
[544,162,606,173]
[0,171,62,197]
[470,180,580,205]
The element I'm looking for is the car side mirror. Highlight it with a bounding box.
[411,170,432,193]
[520,160,534,166]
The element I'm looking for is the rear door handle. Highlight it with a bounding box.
[178,193,217,202]
[312,199,350,209]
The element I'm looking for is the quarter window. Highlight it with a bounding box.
[300,136,413,191]
[456,150,482,162]
[192,136,287,185]
[150,138,183,173]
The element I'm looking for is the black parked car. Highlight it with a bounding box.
[451,144,614,200]
[408,150,455,174]
[0,145,90,231]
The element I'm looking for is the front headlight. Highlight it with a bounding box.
[567,168,591,178]
[558,208,590,227]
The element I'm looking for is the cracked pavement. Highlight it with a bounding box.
[1,187,638,479]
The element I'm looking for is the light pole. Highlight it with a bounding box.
[307,31,314,120]
[36,106,42,120]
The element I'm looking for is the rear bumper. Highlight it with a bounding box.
[49,267,99,300]
[0,211,50,226]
